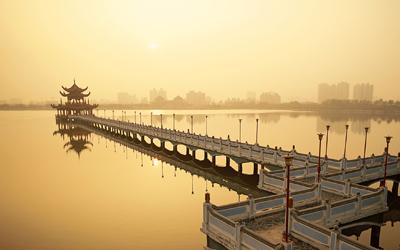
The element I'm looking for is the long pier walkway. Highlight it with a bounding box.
[69,114,400,250]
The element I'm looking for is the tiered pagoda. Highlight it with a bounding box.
[51,79,98,116]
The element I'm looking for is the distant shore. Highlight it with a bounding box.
[1,100,400,116]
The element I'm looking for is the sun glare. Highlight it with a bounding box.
[148,42,159,49]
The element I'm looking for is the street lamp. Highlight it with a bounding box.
[363,127,369,166]
[190,115,194,133]
[283,155,293,244]
[205,115,208,136]
[160,114,163,129]
[381,136,393,187]
[255,118,259,145]
[343,124,349,159]
[325,125,330,159]
[317,133,324,183]
[173,113,176,130]
[134,111,137,124]
[150,112,153,126]
[239,118,242,142]
[139,112,142,124]
[112,110,115,120]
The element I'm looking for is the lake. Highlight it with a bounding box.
[0,110,399,249]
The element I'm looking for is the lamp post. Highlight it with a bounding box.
[325,125,330,159]
[363,127,369,166]
[112,110,114,120]
[255,118,259,145]
[173,113,176,130]
[343,124,349,159]
[150,112,153,126]
[205,115,208,136]
[190,115,194,133]
[239,118,242,142]
[103,109,106,118]
[317,133,324,183]
[283,155,293,244]
[139,112,142,124]
[134,111,137,124]
[381,136,393,187]
[160,114,163,129]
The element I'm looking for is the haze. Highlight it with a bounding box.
[1,0,399,102]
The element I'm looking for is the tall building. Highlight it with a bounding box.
[353,83,373,102]
[149,89,167,103]
[185,91,209,106]
[259,92,281,104]
[318,82,350,103]
[246,91,257,103]
[117,92,137,104]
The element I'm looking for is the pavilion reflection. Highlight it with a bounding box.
[53,116,93,157]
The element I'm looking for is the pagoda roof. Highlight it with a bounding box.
[61,80,88,93]
[59,90,91,99]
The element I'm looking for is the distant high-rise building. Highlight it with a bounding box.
[318,82,350,103]
[246,91,257,103]
[259,92,281,104]
[149,89,167,103]
[353,83,373,102]
[336,82,350,100]
[185,91,210,106]
[117,92,137,104]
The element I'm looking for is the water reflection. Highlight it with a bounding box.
[53,117,267,198]
[53,117,93,157]
[342,181,400,249]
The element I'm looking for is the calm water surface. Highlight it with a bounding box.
[0,110,399,249]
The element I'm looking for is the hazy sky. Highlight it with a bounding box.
[1,0,399,102]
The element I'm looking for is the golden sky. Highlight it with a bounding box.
[0,0,399,102]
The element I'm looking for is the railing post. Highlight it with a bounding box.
[247,195,255,219]
[258,168,265,189]
[262,148,265,161]
[345,179,351,196]
[234,222,243,250]
[329,228,338,250]
[355,192,361,216]
[202,193,211,234]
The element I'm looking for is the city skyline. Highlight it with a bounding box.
[1,1,400,103]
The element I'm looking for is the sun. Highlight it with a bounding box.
[148,42,159,49]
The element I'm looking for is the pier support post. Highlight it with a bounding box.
[161,141,165,149]
[238,163,243,174]
[253,163,258,175]
[226,157,231,167]
[204,152,209,161]
[192,150,196,161]
[212,155,216,166]
[393,181,399,196]
[186,147,190,156]
[370,224,381,248]
[173,144,177,153]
